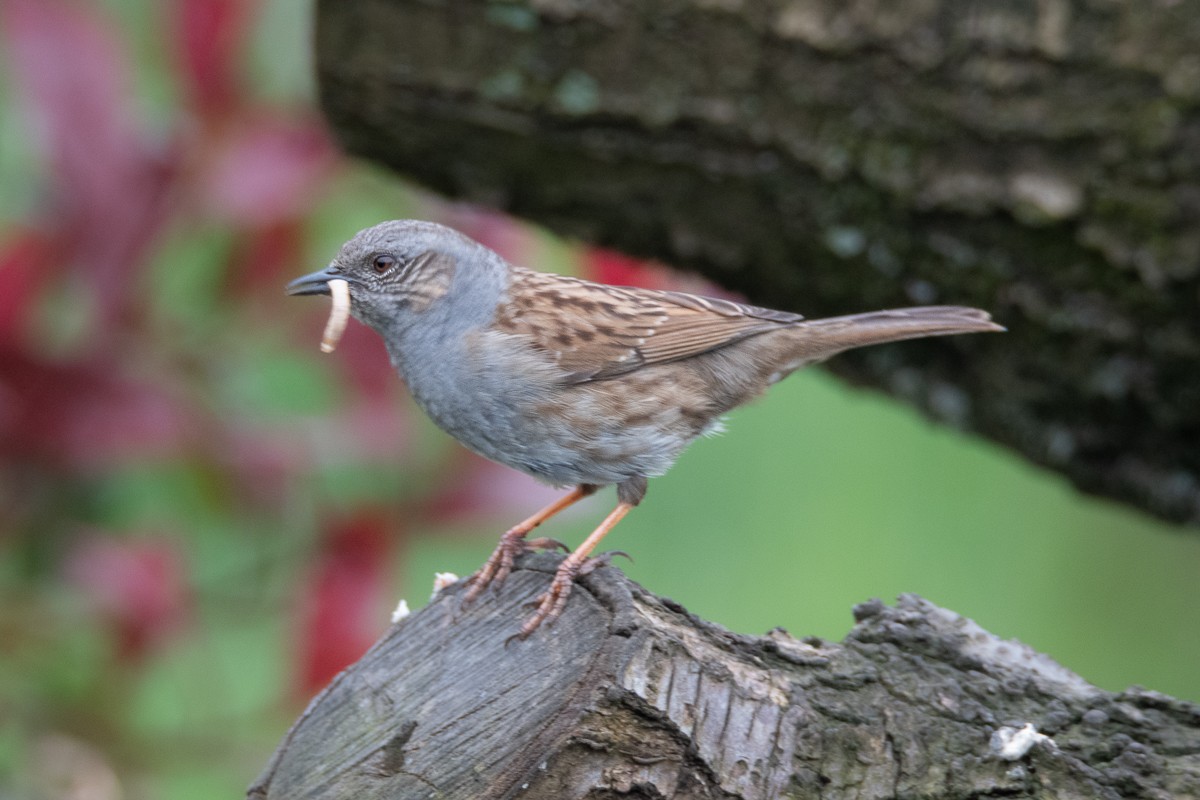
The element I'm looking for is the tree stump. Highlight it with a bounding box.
[249,555,1200,799]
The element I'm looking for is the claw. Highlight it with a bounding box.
[463,535,518,605]
[480,494,637,641]
[512,567,578,640]
[578,550,632,575]
[463,534,573,605]
[510,547,628,639]
[510,502,638,638]
[462,487,597,608]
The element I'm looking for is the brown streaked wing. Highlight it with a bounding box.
[496,268,804,382]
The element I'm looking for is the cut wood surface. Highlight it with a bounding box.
[250,555,1200,799]
[314,0,1200,527]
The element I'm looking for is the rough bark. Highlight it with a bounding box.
[249,555,1200,799]
[313,0,1200,527]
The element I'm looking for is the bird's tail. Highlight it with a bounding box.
[781,305,1004,364]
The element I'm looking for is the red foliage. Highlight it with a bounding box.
[0,230,57,344]
[423,451,573,527]
[63,534,192,663]
[0,0,339,471]
[195,113,339,227]
[0,349,192,469]
[175,0,252,119]
[582,244,737,300]
[0,0,351,681]
[581,247,667,290]
[293,513,399,698]
[1,0,181,339]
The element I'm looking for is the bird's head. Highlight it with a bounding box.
[286,220,505,336]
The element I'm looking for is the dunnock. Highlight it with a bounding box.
[288,220,1002,638]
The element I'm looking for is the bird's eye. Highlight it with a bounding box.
[372,254,397,273]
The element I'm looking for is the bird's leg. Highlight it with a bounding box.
[514,500,635,640]
[463,484,597,604]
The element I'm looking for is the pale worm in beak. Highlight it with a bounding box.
[320,278,350,353]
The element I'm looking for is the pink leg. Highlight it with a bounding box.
[514,501,635,640]
[463,485,596,604]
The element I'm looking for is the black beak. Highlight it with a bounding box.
[286,267,339,297]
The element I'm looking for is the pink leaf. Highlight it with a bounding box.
[440,208,536,265]
[225,220,306,294]
[0,350,193,469]
[197,114,338,226]
[328,322,399,401]
[1,0,181,340]
[293,512,398,698]
[422,451,575,527]
[583,246,737,299]
[582,247,668,289]
[174,0,252,119]
[0,229,58,345]
[63,534,192,663]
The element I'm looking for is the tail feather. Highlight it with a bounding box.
[786,305,1003,362]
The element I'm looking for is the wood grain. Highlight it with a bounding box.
[250,555,1200,799]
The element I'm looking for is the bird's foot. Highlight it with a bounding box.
[507,551,625,642]
[462,532,568,605]
[510,564,579,642]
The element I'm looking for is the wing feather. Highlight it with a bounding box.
[495,269,803,382]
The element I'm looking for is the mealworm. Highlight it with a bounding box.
[320,278,350,353]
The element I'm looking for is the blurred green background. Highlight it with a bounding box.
[0,0,1196,797]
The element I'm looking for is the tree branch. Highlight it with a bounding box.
[250,556,1200,798]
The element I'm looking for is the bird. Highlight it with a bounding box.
[287,220,1003,639]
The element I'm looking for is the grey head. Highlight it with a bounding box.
[286,220,509,342]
